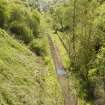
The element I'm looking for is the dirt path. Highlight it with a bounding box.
[48,35,76,105]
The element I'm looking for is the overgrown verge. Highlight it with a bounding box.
[0,28,64,105]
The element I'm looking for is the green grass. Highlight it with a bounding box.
[51,33,70,69]
[0,28,64,105]
[43,36,64,105]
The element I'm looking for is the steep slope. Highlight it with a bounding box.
[0,29,64,105]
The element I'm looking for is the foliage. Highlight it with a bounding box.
[0,0,9,28]
[29,38,47,56]
[1,0,105,104]
[0,0,40,44]
[10,21,33,44]
[0,28,64,105]
[87,48,105,105]
[50,0,105,104]
[25,9,40,36]
[94,3,105,46]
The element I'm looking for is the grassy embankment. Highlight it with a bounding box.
[0,28,64,105]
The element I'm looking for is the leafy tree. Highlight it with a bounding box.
[50,0,104,102]
[7,0,40,43]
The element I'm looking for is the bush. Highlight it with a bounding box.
[10,21,33,44]
[8,3,40,40]
[88,47,105,104]
[29,38,47,56]
[25,9,40,37]
[0,0,9,28]
[0,0,40,43]
[9,3,25,22]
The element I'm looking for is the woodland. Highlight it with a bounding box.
[0,0,105,105]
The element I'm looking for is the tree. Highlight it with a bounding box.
[51,0,101,102]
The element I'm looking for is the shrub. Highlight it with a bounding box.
[0,0,9,28]
[25,9,40,37]
[29,38,47,56]
[88,47,105,104]
[0,0,40,43]
[8,3,40,39]
[10,21,33,44]
[9,3,25,22]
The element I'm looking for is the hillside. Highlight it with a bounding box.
[0,29,64,105]
[1,0,105,105]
